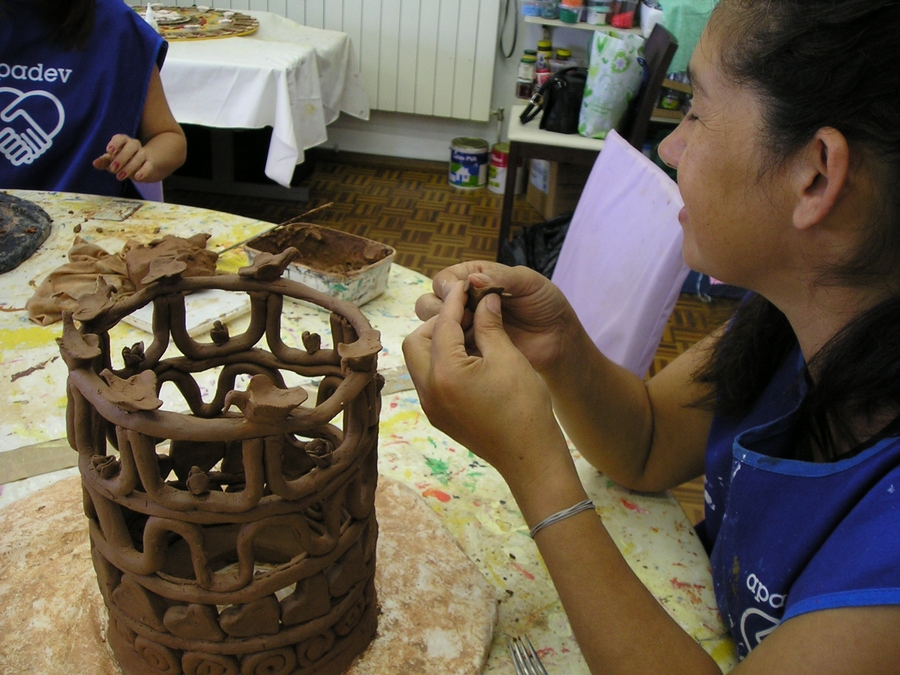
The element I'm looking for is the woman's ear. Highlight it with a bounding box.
[791,127,850,231]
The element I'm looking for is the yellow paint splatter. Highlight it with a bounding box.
[379,410,421,435]
[710,638,738,669]
[0,326,58,350]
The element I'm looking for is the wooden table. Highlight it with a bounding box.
[0,190,736,673]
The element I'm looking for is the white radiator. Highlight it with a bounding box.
[165,0,501,122]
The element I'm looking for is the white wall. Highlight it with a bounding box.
[323,13,597,161]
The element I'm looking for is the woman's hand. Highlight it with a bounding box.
[415,261,578,375]
[403,279,570,484]
[92,66,186,185]
[92,134,156,183]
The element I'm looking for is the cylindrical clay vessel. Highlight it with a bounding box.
[59,247,382,675]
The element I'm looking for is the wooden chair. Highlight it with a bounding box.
[497,24,679,259]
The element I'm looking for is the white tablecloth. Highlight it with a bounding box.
[160,11,370,187]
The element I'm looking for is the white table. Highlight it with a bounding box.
[160,11,370,194]
[499,104,607,257]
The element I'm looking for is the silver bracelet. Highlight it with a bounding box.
[529,499,596,538]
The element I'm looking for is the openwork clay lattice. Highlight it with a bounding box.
[58,247,383,675]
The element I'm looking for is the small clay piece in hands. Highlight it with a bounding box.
[465,284,504,313]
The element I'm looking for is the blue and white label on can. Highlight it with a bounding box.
[449,138,489,189]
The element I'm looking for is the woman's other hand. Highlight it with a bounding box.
[403,279,569,483]
[92,66,186,185]
[415,261,577,374]
[92,134,155,182]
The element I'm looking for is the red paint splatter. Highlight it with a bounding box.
[422,488,451,502]
[390,401,398,409]
[620,498,650,514]
[669,577,706,605]
[511,562,535,580]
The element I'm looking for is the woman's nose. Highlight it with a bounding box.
[658,122,686,171]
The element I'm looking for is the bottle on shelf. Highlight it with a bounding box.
[549,47,572,73]
[541,0,560,19]
[559,0,584,23]
[536,39,553,71]
[516,52,537,99]
[585,0,610,25]
[610,0,637,28]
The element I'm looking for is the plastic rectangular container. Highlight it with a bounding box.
[245,223,395,306]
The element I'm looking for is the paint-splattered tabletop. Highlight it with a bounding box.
[0,191,737,673]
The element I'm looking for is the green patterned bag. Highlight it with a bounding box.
[578,30,646,139]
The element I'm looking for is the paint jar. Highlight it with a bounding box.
[550,48,572,73]
[541,0,560,20]
[559,1,583,23]
[449,138,489,189]
[517,53,537,82]
[516,78,534,99]
[586,0,610,24]
[536,40,553,71]
[610,0,637,28]
[522,0,542,16]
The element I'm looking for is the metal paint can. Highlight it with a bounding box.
[449,137,489,189]
[487,142,509,194]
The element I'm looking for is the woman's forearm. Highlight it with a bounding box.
[538,323,713,492]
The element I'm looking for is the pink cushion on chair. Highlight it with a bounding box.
[550,130,690,377]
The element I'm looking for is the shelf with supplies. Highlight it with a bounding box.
[524,15,642,34]
[649,78,692,125]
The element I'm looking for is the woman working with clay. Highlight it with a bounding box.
[404,0,900,672]
[0,0,186,197]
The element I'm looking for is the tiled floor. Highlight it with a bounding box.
[165,150,740,523]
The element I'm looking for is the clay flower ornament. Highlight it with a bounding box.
[337,329,382,374]
[122,342,146,369]
[238,247,299,281]
[140,255,189,287]
[210,320,230,346]
[99,368,164,412]
[186,465,212,496]
[223,374,309,424]
[71,277,118,322]
[305,437,335,469]
[92,454,121,480]
[56,311,102,367]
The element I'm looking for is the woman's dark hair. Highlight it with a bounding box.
[694,0,900,460]
[0,0,96,51]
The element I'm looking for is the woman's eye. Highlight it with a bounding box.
[682,98,697,122]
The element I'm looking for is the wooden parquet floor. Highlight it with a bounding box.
[165,151,740,524]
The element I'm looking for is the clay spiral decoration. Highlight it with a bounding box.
[182,652,240,675]
[242,648,297,675]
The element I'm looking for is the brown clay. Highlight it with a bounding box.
[466,284,505,313]
[246,222,393,276]
[59,240,383,675]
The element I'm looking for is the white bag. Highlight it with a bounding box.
[578,30,646,139]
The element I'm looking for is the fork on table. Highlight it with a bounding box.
[507,634,550,675]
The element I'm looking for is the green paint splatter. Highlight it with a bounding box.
[425,456,451,484]
[462,472,483,493]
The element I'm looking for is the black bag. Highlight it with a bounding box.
[519,67,587,135]
[497,211,573,278]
